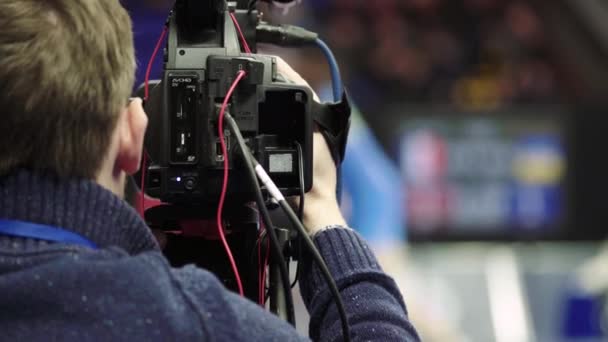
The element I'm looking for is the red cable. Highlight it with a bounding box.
[218,70,248,297]
[144,26,168,101]
[139,25,168,218]
[257,221,271,306]
[258,224,264,305]
[139,153,148,218]
[229,12,252,54]
[261,230,270,305]
[144,17,249,295]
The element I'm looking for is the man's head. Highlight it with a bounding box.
[0,0,147,195]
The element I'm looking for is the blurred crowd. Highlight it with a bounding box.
[307,0,566,110]
[126,0,570,110]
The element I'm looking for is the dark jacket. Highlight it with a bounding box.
[0,170,420,341]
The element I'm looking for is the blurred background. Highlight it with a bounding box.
[124,0,608,341]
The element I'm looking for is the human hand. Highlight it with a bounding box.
[275,58,347,236]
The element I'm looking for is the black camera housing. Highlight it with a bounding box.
[141,0,313,206]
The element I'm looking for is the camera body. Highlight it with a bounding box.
[142,0,313,206]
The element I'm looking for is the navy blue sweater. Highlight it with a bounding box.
[0,170,420,341]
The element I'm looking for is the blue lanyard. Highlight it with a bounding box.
[0,219,98,249]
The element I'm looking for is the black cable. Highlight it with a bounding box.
[290,142,304,289]
[256,23,319,47]
[251,227,267,260]
[234,133,351,341]
[248,0,257,12]
[224,113,296,326]
[226,113,350,340]
[295,142,305,221]
[277,200,351,342]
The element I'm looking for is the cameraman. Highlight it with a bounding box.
[0,1,420,341]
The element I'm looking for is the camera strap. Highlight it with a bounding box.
[311,90,352,166]
[0,219,98,249]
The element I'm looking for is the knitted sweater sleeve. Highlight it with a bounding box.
[170,227,420,341]
[299,228,421,342]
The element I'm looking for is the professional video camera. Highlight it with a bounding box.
[142,0,313,204]
[137,0,351,338]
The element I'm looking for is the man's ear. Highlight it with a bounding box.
[116,98,148,175]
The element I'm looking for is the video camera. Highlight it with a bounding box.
[137,0,352,334]
[141,0,314,205]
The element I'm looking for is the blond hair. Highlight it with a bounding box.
[0,0,135,178]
